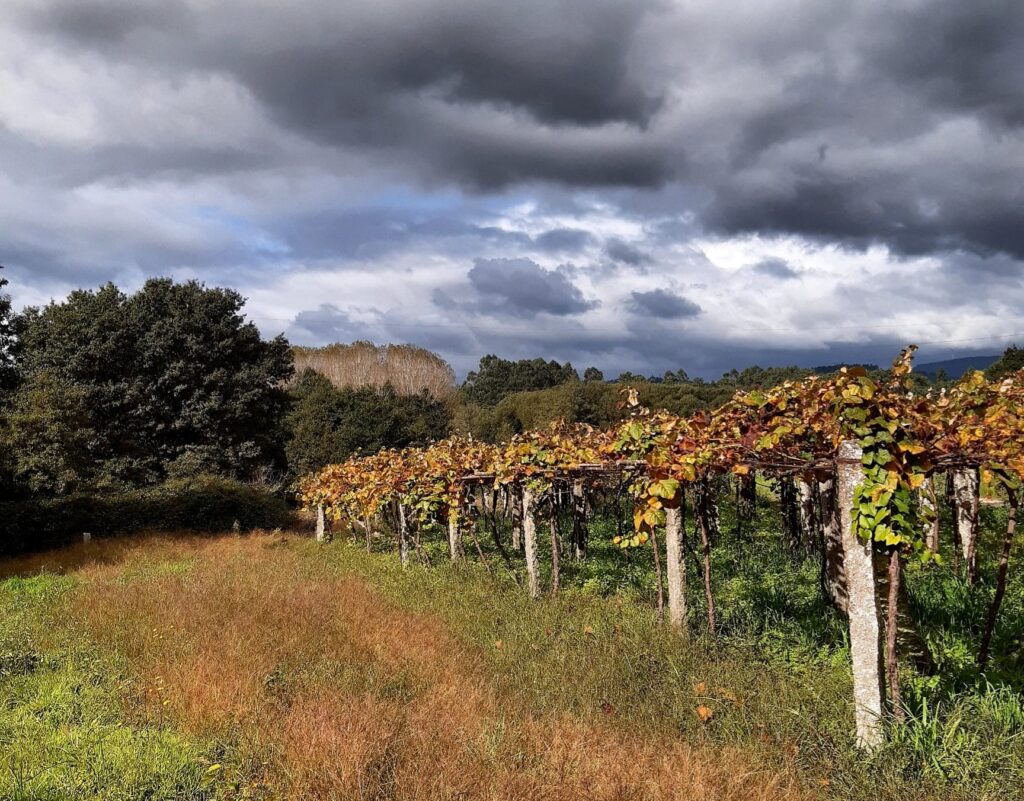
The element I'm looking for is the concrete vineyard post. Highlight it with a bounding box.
[953,467,980,583]
[837,439,885,751]
[397,502,410,568]
[522,487,541,599]
[664,501,688,635]
[511,489,523,552]
[798,478,819,550]
[819,477,849,616]
[315,505,326,543]
[920,476,940,553]
[448,506,463,561]
[572,479,587,561]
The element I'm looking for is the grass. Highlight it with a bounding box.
[0,490,1021,800]
[0,571,218,800]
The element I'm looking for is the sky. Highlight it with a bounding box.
[1,0,1022,379]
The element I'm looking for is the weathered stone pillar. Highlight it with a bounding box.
[511,488,523,552]
[837,440,885,751]
[798,478,820,550]
[819,478,849,615]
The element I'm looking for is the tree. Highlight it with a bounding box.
[583,366,604,383]
[0,265,21,395]
[615,371,646,384]
[986,345,1024,380]
[17,279,294,489]
[285,370,450,476]
[5,371,96,495]
[292,341,456,398]
[461,355,578,406]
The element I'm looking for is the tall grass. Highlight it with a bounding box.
[8,534,799,800]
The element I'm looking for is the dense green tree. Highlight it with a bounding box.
[5,371,96,495]
[720,365,815,388]
[583,366,604,383]
[986,345,1024,380]
[16,279,293,489]
[461,355,578,406]
[0,265,20,395]
[285,370,450,475]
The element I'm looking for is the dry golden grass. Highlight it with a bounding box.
[53,534,806,801]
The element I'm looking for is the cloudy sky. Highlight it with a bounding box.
[2,0,1022,378]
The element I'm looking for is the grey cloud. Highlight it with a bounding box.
[628,289,701,319]
[3,0,1024,383]
[10,0,1024,258]
[467,257,598,317]
[605,238,651,266]
[751,258,799,280]
[533,228,596,253]
[31,0,193,45]
[867,2,1024,129]
[286,304,369,345]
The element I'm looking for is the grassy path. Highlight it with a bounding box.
[2,530,1021,800]
[1,533,803,800]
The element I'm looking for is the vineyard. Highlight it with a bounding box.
[301,347,1024,751]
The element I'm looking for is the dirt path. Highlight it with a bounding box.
[58,533,804,801]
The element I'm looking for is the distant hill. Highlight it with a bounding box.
[915,354,999,379]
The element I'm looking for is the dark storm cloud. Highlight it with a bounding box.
[34,0,193,45]
[751,258,799,280]
[13,0,1024,259]
[867,2,1024,129]
[628,289,701,320]
[26,0,673,190]
[467,258,598,317]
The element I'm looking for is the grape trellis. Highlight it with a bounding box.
[300,348,1023,749]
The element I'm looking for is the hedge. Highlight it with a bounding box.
[0,476,292,556]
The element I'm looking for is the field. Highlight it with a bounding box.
[1,498,1022,800]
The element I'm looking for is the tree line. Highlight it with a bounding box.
[1,269,1019,528]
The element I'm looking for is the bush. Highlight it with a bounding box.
[0,476,291,555]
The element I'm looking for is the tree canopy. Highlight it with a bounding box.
[0,266,19,395]
[285,370,450,476]
[986,345,1024,380]
[461,355,578,406]
[13,279,293,490]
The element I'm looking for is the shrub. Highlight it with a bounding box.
[0,476,291,555]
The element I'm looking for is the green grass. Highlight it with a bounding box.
[0,574,220,801]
